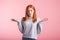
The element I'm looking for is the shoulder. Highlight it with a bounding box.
[37,17,42,23]
[21,17,26,21]
[37,18,41,21]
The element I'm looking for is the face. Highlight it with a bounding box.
[27,7,34,17]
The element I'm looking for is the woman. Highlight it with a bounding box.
[11,5,48,40]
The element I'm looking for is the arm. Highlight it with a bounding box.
[37,18,42,34]
[37,22,42,34]
[37,18,48,34]
[11,19,23,33]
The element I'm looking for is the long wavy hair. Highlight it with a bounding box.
[22,5,37,23]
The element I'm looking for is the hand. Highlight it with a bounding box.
[11,19,17,22]
[41,18,48,22]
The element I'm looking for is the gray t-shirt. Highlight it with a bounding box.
[17,17,42,39]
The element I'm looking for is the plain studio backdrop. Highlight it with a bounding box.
[0,0,60,40]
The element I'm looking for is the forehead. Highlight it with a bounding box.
[28,7,34,10]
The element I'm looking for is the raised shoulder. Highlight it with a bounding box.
[21,17,26,21]
[37,18,41,22]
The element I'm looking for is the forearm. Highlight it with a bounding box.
[40,18,48,22]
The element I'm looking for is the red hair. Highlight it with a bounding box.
[22,4,37,23]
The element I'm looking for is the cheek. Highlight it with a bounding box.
[32,11,34,14]
[32,10,34,14]
[31,11,34,16]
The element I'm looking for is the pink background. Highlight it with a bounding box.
[0,0,60,40]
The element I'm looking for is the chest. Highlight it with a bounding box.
[22,19,38,28]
